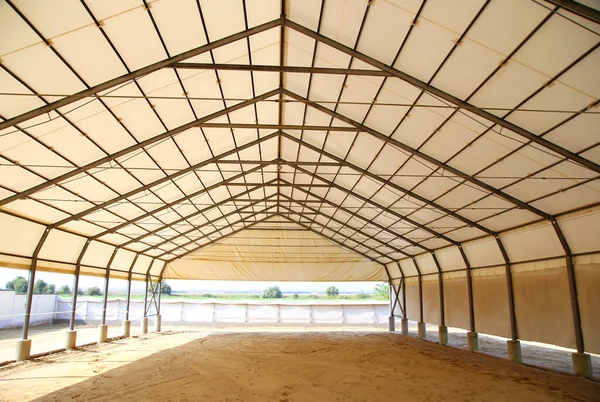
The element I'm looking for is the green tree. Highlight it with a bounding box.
[6,276,28,294]
[261,286,282,298]
[86,286,102,296]
[373,283,390,300]
[46,284,56,294]
[58,285,71,295]
[77,288,84,296]
[33,279,48,294]
[325,286,339,297]
[161,282,172,295]
[13,277,28,294]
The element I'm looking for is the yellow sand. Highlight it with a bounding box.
[0,331,599,401]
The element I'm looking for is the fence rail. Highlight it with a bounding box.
[1,291,388,328]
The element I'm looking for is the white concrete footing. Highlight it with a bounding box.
[154,315,161,332]
[417,321,426,339]
[141,317,148,334]
[64,330,77,350]
[16,339,32,361]
[388,316,395,332]
[507,340,522,364]
[438,325,448,346]
[572,352,593,378]
[401,318,408,335]
[98,324,108,343]
[467,332,479,352]
[122,320,131,337]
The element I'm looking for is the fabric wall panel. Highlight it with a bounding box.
[442,272,470,330]
[404,278,419,321]
[574,256,600,354]
[512,262,576,349]
[422,276,440,325]
[472,267,511,338]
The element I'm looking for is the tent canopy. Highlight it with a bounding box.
[0,0,598,284]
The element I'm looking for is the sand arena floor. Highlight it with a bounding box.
[0,331,599,402]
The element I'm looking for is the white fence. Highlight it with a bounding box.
[0,292,389,328]
[54,298,389,325]
[0,291,57,329]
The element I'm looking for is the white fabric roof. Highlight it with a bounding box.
[0,0,599,281]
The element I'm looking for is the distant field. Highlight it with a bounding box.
[58,293,387,302]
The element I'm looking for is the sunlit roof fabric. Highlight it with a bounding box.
[0,0,598,288]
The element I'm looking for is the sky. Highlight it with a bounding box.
[0,267,383,294]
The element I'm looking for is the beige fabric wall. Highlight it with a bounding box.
[442,273,470,330]
[163,259,386,281]
[472,267,511,338]
[575,261,600,354]
[512,261,576,349]
[404,279,419,321]
[422,276,441,325]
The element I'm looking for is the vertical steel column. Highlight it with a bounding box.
[157,281,162,315]
[21,226,52,340]
[101,248,119,325]
[457,245,475,332]
[69,239,91,331]
[431,252,445,327]
[495,236,518,340]
[124,254,140,321]
[551,219,584,353]
[143,273,149,318]
[398,262,407,318]
[412,258,424,323]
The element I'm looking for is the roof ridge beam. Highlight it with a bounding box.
[281,132,496,236]
[544,0,600,24]
[283,19,600,175]
[169,63,394,76]
[0,18,283,132]
[283,88,551,220]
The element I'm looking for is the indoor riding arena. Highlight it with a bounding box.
[0,0,599,401]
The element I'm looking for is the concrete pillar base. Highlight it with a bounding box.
[439,325,448,346]
[401,319,408,335]
[572,352,593,378]
[388,316,395,332]
[154,315,161,332]
[467,332,479,352]
[65,330,77,350]
[16,339,32,361]
[417,321,426,339]
[507,340,522,364]
[98,324,108,343]
[122,320,131,337]
[140,317,148,334]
